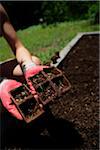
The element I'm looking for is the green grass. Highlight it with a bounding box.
[0,20,99,63]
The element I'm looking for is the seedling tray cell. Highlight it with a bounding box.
[10,85,31,104]
[19,97,44,123]
[52,75,71,96]
[43,67,62,78]
[29,72,46,87]
[36,82,56,105]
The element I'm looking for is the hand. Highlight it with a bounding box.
[0,79,23,120]
[13,55,42,76]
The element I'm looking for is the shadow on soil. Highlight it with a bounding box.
[1,107,83,149]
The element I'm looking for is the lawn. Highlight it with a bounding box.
[0,20,99,63]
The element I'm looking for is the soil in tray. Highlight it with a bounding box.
[29,67,61,87]
[10,85,30,103]
[52,76,70,93]
[37,82,55,103]
[43,67,61,78]
[49,34,99,149]
[11,85,43,122]
[19,97,41,121]
[29,72,46,86]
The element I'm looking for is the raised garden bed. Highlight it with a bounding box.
[0,32,99,149]
[50,33,99,149]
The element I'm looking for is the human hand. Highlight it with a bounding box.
[0,79,23,120]
[13,55,42,76]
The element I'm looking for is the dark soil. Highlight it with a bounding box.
[10,85,31,104]
[49,34,99,149]
[1,34,99,149]
[37,82,55,103]
[19,97,44,123]
[29,72,46,86]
